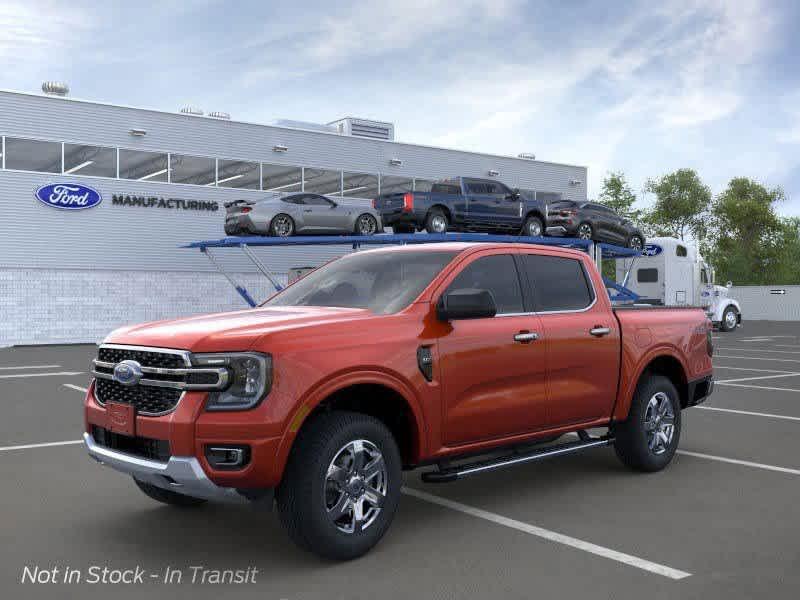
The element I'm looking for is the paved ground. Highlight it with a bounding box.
[2,322,800,599]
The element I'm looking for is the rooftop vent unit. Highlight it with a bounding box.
[271,119,337,134]
[329,117,395,141]
[180,106,204,116]
[518,152,536,160]
[42,81,69,96]
[208,111,231,120]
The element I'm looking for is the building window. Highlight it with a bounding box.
[63,143,117,177]
[304,167,342,195]
[413,178,435,192]
[262,163,303,192]
[170,154,216,186]
[342,171,379,198]
[4,137,61,173]
[217,159,260,189]
[380,176,413,195]
[119,149,168,182]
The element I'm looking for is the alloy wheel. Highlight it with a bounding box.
[325,440,387,534]
[577,224,593,240]
[629,236,643,250]
[357,215,377,235]
[644,392,675,455]
[725,309,738,330]
[273,215,293,237]
[527,220,543,237]
[431,215,447,233]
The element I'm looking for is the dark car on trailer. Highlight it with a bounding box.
[373,177,548,236]
[547,200,645,249]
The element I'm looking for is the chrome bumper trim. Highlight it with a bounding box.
[83,433,241,502]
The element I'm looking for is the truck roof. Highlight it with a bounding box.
[357,241,589,259]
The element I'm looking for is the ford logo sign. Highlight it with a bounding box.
[113,360,143,387]
[35,183,102,210]
[642,244,663,257]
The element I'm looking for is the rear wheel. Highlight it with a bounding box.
[425,209,449,234]
[355,214,379,236]
[276,411,402,560]
[521,215,544,237]
[614,375,681,472]
[576,222,593,240]
[133,478,207,507]
[270,214,295,237]
[720,306,739,332]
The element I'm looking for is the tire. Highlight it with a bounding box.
[628,234,644,250]
[613,375,681,472]
[224,224,240,236]
[276,411,402,560]
[424,208,449,234]
[521,215,544,237]
[576,222,593,240]
[720,306,739,332]
[270,214,295,237]
[392,224,415,234]
[133,478,207,507]
[354,213,379,236]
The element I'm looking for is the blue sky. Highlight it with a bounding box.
[3,0,800,214]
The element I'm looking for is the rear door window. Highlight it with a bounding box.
[522,254,594,311]
[445,254,523,315]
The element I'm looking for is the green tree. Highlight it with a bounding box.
[598,171,640,220]
[707,178,787,285]
[643,169,711,240]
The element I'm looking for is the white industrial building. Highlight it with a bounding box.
[0,85,588,346]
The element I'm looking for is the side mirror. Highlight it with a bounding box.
[329,201,338,208]
[507,188,521,200]
[726,281,733,289]
[437,288,497,321]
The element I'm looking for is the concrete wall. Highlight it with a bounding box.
[729,285,800,321]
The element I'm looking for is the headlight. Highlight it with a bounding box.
[192,352,272,411]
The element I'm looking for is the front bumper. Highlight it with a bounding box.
[686,375,714,407]
[84,432,242,502]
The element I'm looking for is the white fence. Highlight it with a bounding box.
[729,285,800,321]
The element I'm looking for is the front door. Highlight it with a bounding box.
[437,253,550,446]
[519,251,620,426]
[302,194,342,231]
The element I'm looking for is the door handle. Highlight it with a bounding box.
[303,209,313,213]
[514,332,539,343]
[590,327,611,337]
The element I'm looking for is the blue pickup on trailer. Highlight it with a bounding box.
[373,177,549,237]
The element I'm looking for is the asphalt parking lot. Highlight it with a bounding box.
[2,322,800,599]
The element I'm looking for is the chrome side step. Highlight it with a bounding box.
[421,433,613,483]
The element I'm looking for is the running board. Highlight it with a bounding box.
[421,434,614,483]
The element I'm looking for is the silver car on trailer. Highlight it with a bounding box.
[225,193,383,237]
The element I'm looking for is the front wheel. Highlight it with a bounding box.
[355,213,379,235]
[628,234,644,250]
[270,214,295,237]
[424,209,449,234]
[521,216,544,237]
[613,375,681,472]
[720,306,739,332]
[276,412,402,560]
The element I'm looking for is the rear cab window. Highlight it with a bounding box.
[521,254,595,311]
[445,254,523,314]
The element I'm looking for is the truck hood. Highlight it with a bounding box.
[104,306,372,352]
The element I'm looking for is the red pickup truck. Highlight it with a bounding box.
[84,242,713,560]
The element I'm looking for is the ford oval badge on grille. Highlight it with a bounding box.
[35,183,103,210]
[113,360,143,386]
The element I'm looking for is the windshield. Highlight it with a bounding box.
[265,250,458,314]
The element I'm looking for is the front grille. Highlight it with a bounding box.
[92,426,171,462]
[95,378,182,415]
[98,347,184,369]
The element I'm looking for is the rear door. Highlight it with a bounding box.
[520,252,620,426]
[437,252,549,445]
[463,180,493,228]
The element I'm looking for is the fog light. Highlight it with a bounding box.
[205,445,250,470]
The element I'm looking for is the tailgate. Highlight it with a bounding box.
[373,192,407,212]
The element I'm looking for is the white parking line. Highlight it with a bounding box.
[716,373,800,384]
[64,384,88,393]
[715,382,800,393]
[713,366,797,374]
[773,344,800,350]
[715,355,800,363]
[0,364,61,370]
[0,440,83,453]
[0,371,84,379]
[697,406,800,422]
[402,486,691,580]
[677,451,800,476]
[716,347,800,355]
